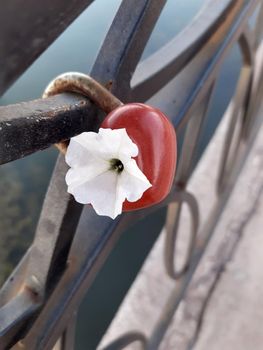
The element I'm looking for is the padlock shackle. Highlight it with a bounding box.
[43,72,123,153]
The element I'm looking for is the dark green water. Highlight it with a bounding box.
[0,1,243,349]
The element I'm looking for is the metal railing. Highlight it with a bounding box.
[0,0,263,349]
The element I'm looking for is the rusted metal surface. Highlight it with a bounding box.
[42,72,123,153]
[43,72,122,112]
[0,94,95,164]
[0,0,262,349]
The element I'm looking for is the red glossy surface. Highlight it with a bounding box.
[101,103,177,211]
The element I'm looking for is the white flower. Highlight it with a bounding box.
[65,128,152,219]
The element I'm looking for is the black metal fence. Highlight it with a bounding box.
[0,0,263,349]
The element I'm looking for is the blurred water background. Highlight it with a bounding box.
[0,1,242,348]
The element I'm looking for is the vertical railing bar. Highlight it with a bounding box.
[216,71,251,192]
[164,191,199,279]
[243,32,263,138]
[253,2,263,50]
[59,311,78,350]
[91,0,167,101]
[23,156,82,297]
[176,82,216,187]
[0,251,31,307]
[217,31,254,192]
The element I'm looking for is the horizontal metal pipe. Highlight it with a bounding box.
[0,93,102,164]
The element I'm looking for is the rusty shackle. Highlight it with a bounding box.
[43,72,123,153]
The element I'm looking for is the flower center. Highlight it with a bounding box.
[109,158,124,173]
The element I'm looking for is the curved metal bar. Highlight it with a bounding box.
[0,289,41,347]
[164,191,199,280]
[163,0,257,133]
[253,2,263,50]
[217,28,254,193]
[243,41,263,139]
[131,0,238,101]
[90,0,167,101]
[175,83,215,186]
[239,26,255,66]
[101,332,147,350]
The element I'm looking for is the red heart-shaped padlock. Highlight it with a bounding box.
[101,103,177,211]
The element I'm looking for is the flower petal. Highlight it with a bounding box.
[65,162,109,190]
[118,159,152,203]
[66,132,107,168]
[98,128,138,159]
[67,170,125,219]
[116,129,138,158]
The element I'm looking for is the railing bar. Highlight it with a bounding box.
[90,0,167,101]
[101,331,147,350]
[174,0,258,132]
[59,311,78,350]
[217,32,254,192]
[253,2,263,50]
[164,191,199,280]
[176,82,216,186]
[0,250,30,307]
[243,39,263,138]
[23,156,82,297]
[131,0,238,101]
[0,289,40,348]
[0,93,95,165]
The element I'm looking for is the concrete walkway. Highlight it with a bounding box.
[98,105,263,350]
[193,188,263,350]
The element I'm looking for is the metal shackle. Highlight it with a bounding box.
[43,72,123,153]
